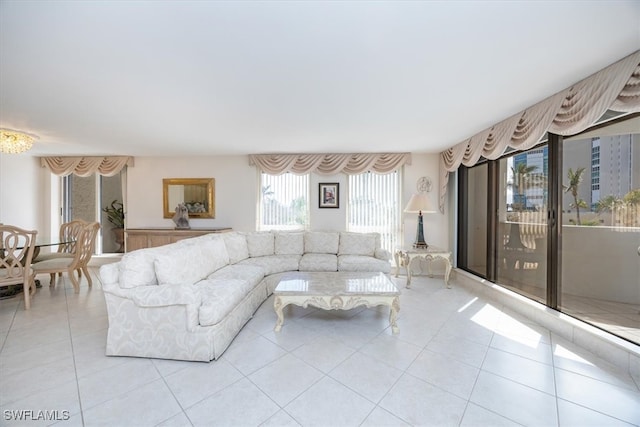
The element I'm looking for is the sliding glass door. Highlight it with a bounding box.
[457,114,640,345]
[496,147,549,305]
[560,122,640,343]
[62,173,123,254]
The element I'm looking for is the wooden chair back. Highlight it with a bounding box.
[57,219,87,254]
[0,225,38,309]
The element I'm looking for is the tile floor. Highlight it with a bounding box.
[499,281,640,345]
[1,267,640,426]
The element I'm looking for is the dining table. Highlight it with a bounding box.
[0,236,74,300]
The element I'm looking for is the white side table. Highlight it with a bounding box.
[394,246,453,288]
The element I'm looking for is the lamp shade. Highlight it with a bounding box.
[404,193,435,213]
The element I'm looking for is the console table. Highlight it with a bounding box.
[125,227,232,252]
[394,246,453,288]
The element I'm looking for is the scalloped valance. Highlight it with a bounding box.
[40,156,134,177]
[249,153,411,175]
[439,50,640,213]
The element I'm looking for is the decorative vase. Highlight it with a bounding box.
[112,227,125,253]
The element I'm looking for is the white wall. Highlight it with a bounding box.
[0,154,47,232]
[0,152,451,275]
[126,156,258,231]
[402,154,450,275]
[127,153,449,245]
[309,173,346,231]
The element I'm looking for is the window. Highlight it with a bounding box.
[347,171,401,253]
[259,173,309,230]
[459,163,489,278]
[62,172,124,254]
[457,114,640,345]
[496,147,549,305]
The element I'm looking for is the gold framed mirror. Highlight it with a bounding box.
[163,178,215,218]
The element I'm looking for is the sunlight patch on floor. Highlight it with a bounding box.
[457,297,478,313]
[472,303,542,348]
[553,344,596,366]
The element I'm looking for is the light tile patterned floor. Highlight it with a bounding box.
[1,268,639,426]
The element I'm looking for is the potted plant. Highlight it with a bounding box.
[102,199,125,252]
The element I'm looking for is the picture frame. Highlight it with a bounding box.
[319,183,339,208]
[163,178,215,218]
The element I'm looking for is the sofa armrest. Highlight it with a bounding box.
[100,262,200,307]
[102,281,202,333]
[99,263,119,286]
[130,284,202,308]
[374,248,391,261]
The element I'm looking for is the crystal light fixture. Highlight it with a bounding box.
[0,129,35,154]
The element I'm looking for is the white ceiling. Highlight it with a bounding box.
[1,1,639,157]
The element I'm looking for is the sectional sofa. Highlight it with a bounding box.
[99,230,391,362]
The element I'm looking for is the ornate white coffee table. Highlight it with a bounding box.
[394,246,453,288]
[273,272,400,334]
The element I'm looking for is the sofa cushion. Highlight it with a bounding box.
[237,255,300,275]
[223,233,249,264]
[154,243,214,286]
[304,231,339,254]
[374,248,392,261]
[178,234,229,273]
[299,253,338,271]
[246,232,275,257]
[274,232,304,255]
[338,255,391,273]
[208,264,265,285]
[196,279,256,327]
[118,247,166,288]
[338,232,377,256]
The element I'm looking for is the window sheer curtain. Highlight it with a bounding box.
[259,172,309,231]
[439,50,640,213]
[348,171,401,254]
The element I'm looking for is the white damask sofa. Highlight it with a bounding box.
[99,230,391,362]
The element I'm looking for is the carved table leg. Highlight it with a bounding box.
[274,296,285,332]
[394,250,402,278]
[444,256,452,288]
[405,255,413,289]
[389,296,400,334]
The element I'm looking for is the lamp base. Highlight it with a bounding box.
[413,211,428,249]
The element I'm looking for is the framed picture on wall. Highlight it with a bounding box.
[319,183,339,208]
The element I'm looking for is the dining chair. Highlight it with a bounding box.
[31,222,100,293]
[0,225,38,309]
[33,219,88,279]
[35,219,87,260]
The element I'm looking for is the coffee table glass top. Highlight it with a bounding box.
[274,272,399,296]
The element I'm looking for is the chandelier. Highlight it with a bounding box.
[0,129,35,154]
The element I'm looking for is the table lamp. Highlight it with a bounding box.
[404,192,435,249]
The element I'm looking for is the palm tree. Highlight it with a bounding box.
[564,167,586,225]
[596,195,622,226]
[623,189,640,205]
[622,189,640,226]
[261,185,275,200]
